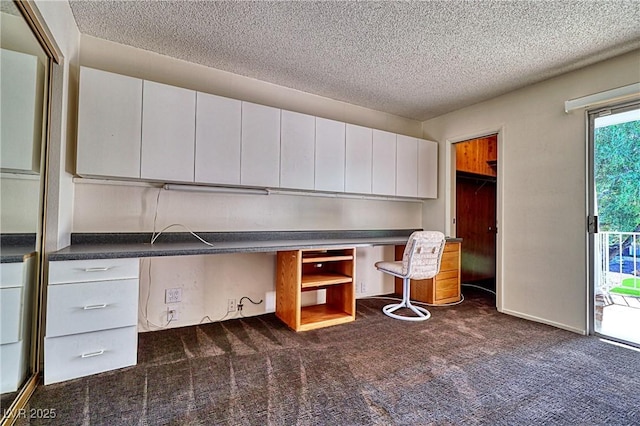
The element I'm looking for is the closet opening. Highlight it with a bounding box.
[454,135,498,294]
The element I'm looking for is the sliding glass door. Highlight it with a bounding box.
[589,102,640,347]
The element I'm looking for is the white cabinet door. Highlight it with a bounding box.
[1,49,40,173]
[77,67,143,179]
[241,102,281,187]
[280,110,315,190]
[0,288,22,344]
[418,139,438,199]
[345,124,372,194]
[141,80,195,182]
[372,130,396,196]
[396,135,418,197]
[195,92,241,185]
[315,118,345,192]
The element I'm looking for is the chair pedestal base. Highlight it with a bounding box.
[382,277,431,321]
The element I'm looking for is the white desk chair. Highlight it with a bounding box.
[375,231,446,321]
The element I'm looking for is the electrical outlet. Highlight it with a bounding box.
[265,291,276,313]
[167,307,179,322]
[165,288,182,304]
[227,298,237,312]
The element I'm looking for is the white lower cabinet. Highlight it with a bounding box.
[44,326,137,385]
[45,258,139,385]
[0,260,32,393]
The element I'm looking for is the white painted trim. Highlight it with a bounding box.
[501,308,587,335]
[0,172,40,180]
[445,127,504,311]
[73,177,161,188]
[564,82,640,113]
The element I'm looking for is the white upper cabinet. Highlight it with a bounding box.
[315,117,345,192]
[195,92,241,185]
[141,80,196,182]
[372,130,397,196]
[396,135,418,197]
[1,49,41,173]
[418,139,438,199]
[241,102,281,187]
[345,124,372,194]
[280,110,315,190]
[77,67,143,179]
[73,68,439,198]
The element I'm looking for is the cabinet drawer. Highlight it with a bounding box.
[49,258,139,284]
[46,279,138,337]
[443,243,460,253]
[435,278,459,300]
[1,287,22,344]
[0,262,23,288]
[44,326,137,385]
[440,252,459,271]
[1,341,25,393]
[436,269,458,281]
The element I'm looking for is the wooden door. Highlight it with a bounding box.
[455,135,497,284]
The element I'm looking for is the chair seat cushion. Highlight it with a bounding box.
[375,261,405,277]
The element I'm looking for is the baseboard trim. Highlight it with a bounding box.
[501,308,587,335]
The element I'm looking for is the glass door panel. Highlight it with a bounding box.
[590,103,640,346]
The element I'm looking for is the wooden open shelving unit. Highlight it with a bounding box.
[276,247,355,331]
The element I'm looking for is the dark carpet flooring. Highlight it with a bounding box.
[16,290,640,425]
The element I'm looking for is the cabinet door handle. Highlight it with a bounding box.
[83,267,110,272]
[81,349,104,358]
[83,303,108,310]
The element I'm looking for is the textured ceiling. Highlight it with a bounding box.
[68,1,640,121]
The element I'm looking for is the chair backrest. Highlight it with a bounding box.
[401,231,446,280]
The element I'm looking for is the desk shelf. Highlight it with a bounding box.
[301,273,352,289]
[276,247,355,331]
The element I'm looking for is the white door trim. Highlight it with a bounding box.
[445,127,504,311]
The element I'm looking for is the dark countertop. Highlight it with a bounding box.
[1,234,37,263]
[48,230,462,261]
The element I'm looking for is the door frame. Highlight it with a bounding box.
[445,128,504,311]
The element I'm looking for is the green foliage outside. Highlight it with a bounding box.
[594,120,640,234]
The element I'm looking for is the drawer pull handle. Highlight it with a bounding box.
[81,350,104,358]
[83,303,108,310]
[83,267,110,272]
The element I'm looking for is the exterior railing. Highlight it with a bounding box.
[598,232,639,290]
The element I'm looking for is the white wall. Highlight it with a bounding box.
[422,49,640,334]
[79,35,422,137]
[74,36,422,331]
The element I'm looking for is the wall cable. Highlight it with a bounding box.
[461,283,497,296]
[149,187,216,247]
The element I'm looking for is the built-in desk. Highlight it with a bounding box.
[48,230,416,261]
[44,229,417,384]
[45,230,461,383]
